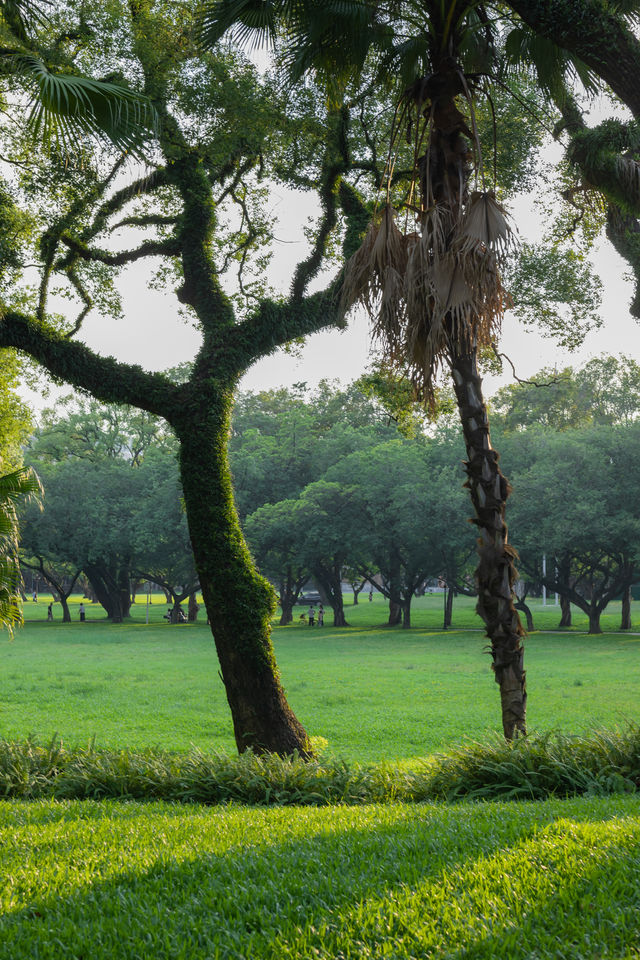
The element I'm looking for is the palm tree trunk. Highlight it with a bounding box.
[175,389,310,757]
[449,349,527,739]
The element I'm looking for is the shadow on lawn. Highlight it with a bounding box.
[1,801,639,959]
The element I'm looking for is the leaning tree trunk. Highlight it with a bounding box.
[514,598,534,632]
[559,594,572,628]
[621,584,632,630]
[450,349,527,739]
[174,390,310,757]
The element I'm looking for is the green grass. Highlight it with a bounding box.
[5,593,640,958]
[1,795,640,958]
[3,593,640,762]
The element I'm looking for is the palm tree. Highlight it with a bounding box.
[198,0,530,737]
[0,0,156,154]
[0,467,41,636]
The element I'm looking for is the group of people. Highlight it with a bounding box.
[306,604,324,626]
[43,602,86,621]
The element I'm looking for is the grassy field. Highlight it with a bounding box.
[2,795,640,958]
[4,592,640,958]
[3,592,640,762]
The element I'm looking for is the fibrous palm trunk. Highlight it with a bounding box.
[450,349,526,738]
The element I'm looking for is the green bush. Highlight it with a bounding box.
[1,727,639,805]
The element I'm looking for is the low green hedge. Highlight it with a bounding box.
[1,726,639,804]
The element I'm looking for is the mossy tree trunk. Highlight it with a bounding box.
[174,388,311,755]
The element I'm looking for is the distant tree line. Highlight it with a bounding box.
[18,355,640,635]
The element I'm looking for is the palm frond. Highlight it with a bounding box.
[0,0,50,42]
[457,190,514,260]
[0,467,41,637]
[4,54,157,156]
[196,0,285,51]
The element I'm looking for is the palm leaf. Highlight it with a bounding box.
[4,53,157,156]
[0,467,41,637]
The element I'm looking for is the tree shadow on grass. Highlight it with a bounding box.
[0,798,638,959]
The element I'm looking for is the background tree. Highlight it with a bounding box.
[507,425,640,634]
[245,500,309,625]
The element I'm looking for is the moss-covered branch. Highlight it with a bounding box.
[60,234,180,265]
[0,310,179,417]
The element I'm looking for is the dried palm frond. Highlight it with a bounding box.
[457,191,514,260]
[339,218,379,316]
[340,204,407,319]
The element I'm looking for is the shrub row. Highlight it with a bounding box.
[0,727,639,805]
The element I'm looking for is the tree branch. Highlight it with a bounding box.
[0,310,180,418]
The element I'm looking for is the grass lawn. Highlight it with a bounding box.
[2,795,640,958]
[2,592,640,763]
[4,593,640,958]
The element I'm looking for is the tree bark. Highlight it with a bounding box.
[175,390,310,757]
[188,591,199,622]
[444,586,455,629]
[621,585,632,630]
[559,594,572,628]
[84,563,132,622]
[450,350,527,739]
[588,608,603,635]
[312,563,348,626]
[402,598,411,629]
[279,602,294,626]
[387,598,402,626]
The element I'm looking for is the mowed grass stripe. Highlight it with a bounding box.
[1,797,640,958]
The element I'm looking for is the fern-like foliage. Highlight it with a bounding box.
[0,0,157,156]
[0,467,41,637]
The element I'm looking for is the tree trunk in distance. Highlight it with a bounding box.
[59,595,71,623]
[621,585,632,630]
[188,592,199,622]
[175,392,311,757]
[279,602,294,626]
[559,593,572,628]
[313,564,348,626]
[515,599,534,632]
[388,598,402,625]
[402,598,411,628]
[444,587,455,629]
[588,608,603,634]
[450,350,527,739]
